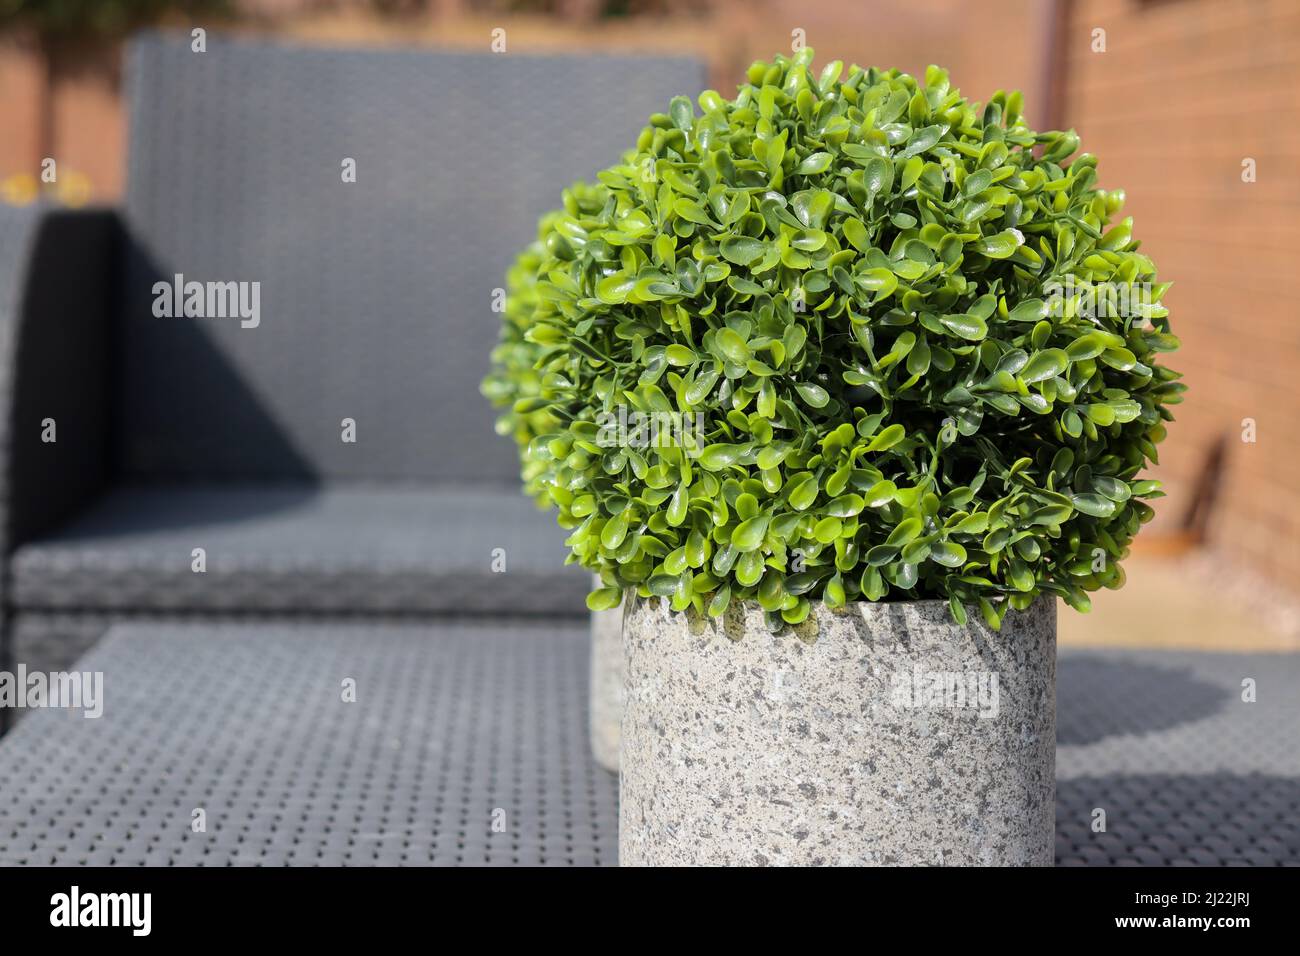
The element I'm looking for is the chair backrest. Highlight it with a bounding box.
[118,32,705,483]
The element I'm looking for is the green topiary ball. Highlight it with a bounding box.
[484,49,1183,630]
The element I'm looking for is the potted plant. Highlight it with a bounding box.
[484,208,625,775]
[489,49,1182,865]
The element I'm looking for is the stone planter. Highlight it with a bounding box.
[588,577,623,774]
[620,597,1056,866]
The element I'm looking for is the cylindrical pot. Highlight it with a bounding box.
[620,597,1056,866]
[588,577,623,774]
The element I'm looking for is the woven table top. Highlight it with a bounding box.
[0,621,1294,866]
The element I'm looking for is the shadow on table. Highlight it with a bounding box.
[1055,771,1300,865]
[1057,655,1228,746]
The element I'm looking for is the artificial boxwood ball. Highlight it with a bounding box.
[484,49,1183,631]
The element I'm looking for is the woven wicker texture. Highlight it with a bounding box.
[10,612,125,677]
[1054,649,1299,866]
[10,484,587,615]
[0,621,616,865]
[119,34,706,482]
[0,626,1293,866]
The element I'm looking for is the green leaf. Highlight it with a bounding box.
[951,512,989,534]
[1092,475,1132,502]
[978,597,1001,630]
[842,217,871,252]
[1062,408,1084,437]
[887,517,923,545]
[1020,349,1068,384]
[863,479,898,507]
[795,381,830,408]
[697,443,746,471]
[930,540,967,567]
[732,514,770,552]
[665,344,696,366]
[963,169,992,196]
[720,236,766,266]
[647,574,680,597]
[856,268,898,297]
[667,481,689,526]
[813,516,843,543]
[708,584,732,617]
[864,423,906,452]
[1007,558,1035,592]
[1071,492,1117,518]
[596,274,636,304]
[824,572,846,607]
[940,313,988,341]
[787,473,819,510]
[798,151,834,175]
[948,595,968,626]
[669,95,694,130]
[715,327,751,363]
[863,157,893,198]
[973,229,1023,259]
[600,512,630,549]
[826,493,865,517]
[1007,298,1047,323]
[587,587,622,611]
[728,275,764,296]
[792,189,834,229]
[1065,332,1108,361]
[674,198,714,226]
[898,124,942,159]
[1088,404,1117,426]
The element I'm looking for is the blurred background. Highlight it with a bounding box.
[2,0,1297,652]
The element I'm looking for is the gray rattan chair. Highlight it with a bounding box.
[0,33,706,690]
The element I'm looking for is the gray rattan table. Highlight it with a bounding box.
[0,622,1295,866]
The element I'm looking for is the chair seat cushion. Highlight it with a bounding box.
[10,484,588,615]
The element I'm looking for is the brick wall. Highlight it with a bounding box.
[1061,0,1300,588]
[0,41,42,189]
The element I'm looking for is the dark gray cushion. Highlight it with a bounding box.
[10,484,587,615]
[119,33,706,482]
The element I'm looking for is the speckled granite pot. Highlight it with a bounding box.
[589,592,624,774]
[620,597,1056,866]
